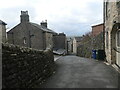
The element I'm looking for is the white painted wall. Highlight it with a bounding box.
[73,38,77,54]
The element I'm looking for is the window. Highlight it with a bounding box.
[117,30,120,47]
[106,32,109,49]
[23,37,26,44]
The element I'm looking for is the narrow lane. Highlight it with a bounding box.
[38,55,119,88]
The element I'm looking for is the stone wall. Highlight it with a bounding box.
[104,2,120,64]
[0,48,2,89]
[77,41,92,58]
[77,32,104,58]
[53,33,66,50]
[2,43,55,88]
[45,32,53,49]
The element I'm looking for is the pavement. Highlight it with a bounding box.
[38,55,119,88]
[54,55,62,61]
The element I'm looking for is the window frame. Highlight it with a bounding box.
[106,31,109,49]
[116,30,120,47]
[23,37,27,44]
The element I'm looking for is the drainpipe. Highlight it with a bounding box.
[103,1,105,51]
[28,30,32,48]
[103,0,107,61]
[29,30,34,48]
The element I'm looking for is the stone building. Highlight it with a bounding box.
[53,33,66,50]
[7,11,56,50]
[0,20,7,43]
[67,37,73,54]
[53,33,67,55]
[91,23,104,50]
[77,26,104,58]
[92,23,104,37]
[73,37,82,54]
[104,0,120,67]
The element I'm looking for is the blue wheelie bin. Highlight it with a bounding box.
[92,50,96,59]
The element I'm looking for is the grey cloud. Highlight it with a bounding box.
[0,6,37,30]
[0,0,103,36]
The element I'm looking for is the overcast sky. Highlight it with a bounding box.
[0,0,103,36]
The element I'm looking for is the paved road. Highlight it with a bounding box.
[38,55,119,88]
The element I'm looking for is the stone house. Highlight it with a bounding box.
[0,20,7,43]
[73,37,82,54]
[104,0,120,67]
[92,23,104,37]
[53,33,67,55]
[7,11,56,50]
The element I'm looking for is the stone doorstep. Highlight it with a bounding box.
[103,61,120,73]
[104,61,110,65]
[112,64,120,73]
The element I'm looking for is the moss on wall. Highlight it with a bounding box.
[2,43,55,88]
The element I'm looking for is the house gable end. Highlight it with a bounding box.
[7,23,21,34]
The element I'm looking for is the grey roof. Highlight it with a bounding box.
[74,37,82,42]
[0,20,7,25]
[30,22,56,34]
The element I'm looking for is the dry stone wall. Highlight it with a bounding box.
[2,43,55,88]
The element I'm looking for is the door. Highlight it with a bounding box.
[116,30,120,67]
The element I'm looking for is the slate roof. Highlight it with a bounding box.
[0,20,7,25]
[30,22,56,34]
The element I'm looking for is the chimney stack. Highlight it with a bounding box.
[41,20,47,28]
[20,11,29,23]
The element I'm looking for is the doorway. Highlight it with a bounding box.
[116,30,120,67]
[111,23,120,67]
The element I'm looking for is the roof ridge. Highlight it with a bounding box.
[30,22,56,33]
